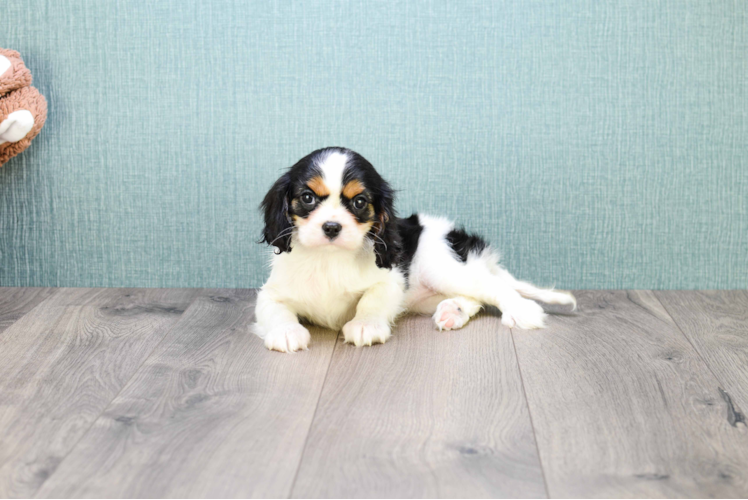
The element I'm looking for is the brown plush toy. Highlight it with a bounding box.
[0,48,47,166]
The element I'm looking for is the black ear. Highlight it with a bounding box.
[260,172,294,253]
[372,182,402,269]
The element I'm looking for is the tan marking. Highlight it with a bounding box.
[307,176,330,197]
[342,180,365,199]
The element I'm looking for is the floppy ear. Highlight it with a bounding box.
[372,182,402,269]
[260,172,294,253]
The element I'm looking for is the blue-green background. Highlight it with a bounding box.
[1,0,746,289]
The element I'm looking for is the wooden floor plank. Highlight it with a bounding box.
[292,312,547,499]
[655,291,748,416]
[0,287,56,334]
[0,287,201,498]
[36,290,338,499]
[512,290,748,498]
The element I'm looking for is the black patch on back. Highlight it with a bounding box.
[396,214,423,281]
[446,227,488,262]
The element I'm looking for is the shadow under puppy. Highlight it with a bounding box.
[254,147,575,352]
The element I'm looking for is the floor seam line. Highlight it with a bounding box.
[510,327,552,499]
[651,291,732,392]
[287,330,340,498]
[31,287,207,499]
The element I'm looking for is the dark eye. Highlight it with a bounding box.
[300,192,316,207]
[352,196,367,210]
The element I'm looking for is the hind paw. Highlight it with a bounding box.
[433,299,470,331]
[501,299,547,329]
[541,289,577,310]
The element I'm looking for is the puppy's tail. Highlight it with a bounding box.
[495,269,577,310]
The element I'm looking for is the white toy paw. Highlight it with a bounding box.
[433,299,470,331]
[0,55,10,76]
[263,323,311,352]
[342,319,391,347]
[0,110,35,145]
[501,299,547,329]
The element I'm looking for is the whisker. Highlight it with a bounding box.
[371,233,388,251]
[268,227,295,246]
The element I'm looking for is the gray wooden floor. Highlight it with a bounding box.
[0,288,746,498]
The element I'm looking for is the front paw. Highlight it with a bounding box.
[263,323,311,352]
[501,299,547,329]
[342,319,391,347]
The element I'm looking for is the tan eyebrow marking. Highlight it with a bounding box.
[342,180,365,199]
[307,176,330,197]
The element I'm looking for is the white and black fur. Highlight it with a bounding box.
[254,147,576,352]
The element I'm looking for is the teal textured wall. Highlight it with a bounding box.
[1,0,746,289]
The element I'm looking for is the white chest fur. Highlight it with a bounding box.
[262,245,393,330]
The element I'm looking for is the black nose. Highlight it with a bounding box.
[322,221,342,239]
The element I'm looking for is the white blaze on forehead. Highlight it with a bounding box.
[315,150,348,200]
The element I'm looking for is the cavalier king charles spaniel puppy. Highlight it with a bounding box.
[254,147,576,352]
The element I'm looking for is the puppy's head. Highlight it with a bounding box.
[260,147,400,268]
